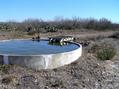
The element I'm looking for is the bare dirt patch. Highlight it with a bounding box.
[0,30,119,89]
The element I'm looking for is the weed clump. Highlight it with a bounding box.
[2,76,17,85]
[109,32,119,39]
[96,46,116,60]
[0,65,10,74]
[89,43,116,60]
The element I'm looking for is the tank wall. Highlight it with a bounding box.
[4,44,82,70]
[47,45,82,68]
[0,55,3,64]
[9,56,46,70]
[0,39,82,70]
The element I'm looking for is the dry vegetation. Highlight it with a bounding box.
[0,18,119,38]
[0,30,119,89]
[0,18,119,89]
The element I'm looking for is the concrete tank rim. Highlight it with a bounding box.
[0,39,82,56]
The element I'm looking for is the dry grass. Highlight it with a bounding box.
[0,30,119,89]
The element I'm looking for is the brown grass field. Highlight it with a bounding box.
[0,30,119,89]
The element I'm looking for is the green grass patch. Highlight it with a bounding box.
[96,46,116,60]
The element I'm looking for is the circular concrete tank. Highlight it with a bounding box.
[0,39,82,70]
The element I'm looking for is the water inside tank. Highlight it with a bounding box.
[0,40,79,55]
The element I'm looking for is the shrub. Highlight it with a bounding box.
[2,76,17,85]
[96,46,116,60]
[27,30,36,35]
[9,31,26,38]
[109,32,119,39]
[2,77,12,84]
[88,43,105,53]
[89,44,100,53]
[0,65,10,74]
[45,26,58,32]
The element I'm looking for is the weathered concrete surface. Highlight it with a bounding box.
[47,45,82,69]
[0,55,3,64]
[2,43,82,70]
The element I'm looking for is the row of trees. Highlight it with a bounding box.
[0,18,119,35]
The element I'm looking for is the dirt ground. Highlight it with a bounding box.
[0,30,119,89]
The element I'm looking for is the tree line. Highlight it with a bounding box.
[0,18,119,35]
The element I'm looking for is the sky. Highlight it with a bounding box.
[0,0,119,23]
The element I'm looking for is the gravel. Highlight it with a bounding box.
[0,32,119,89]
